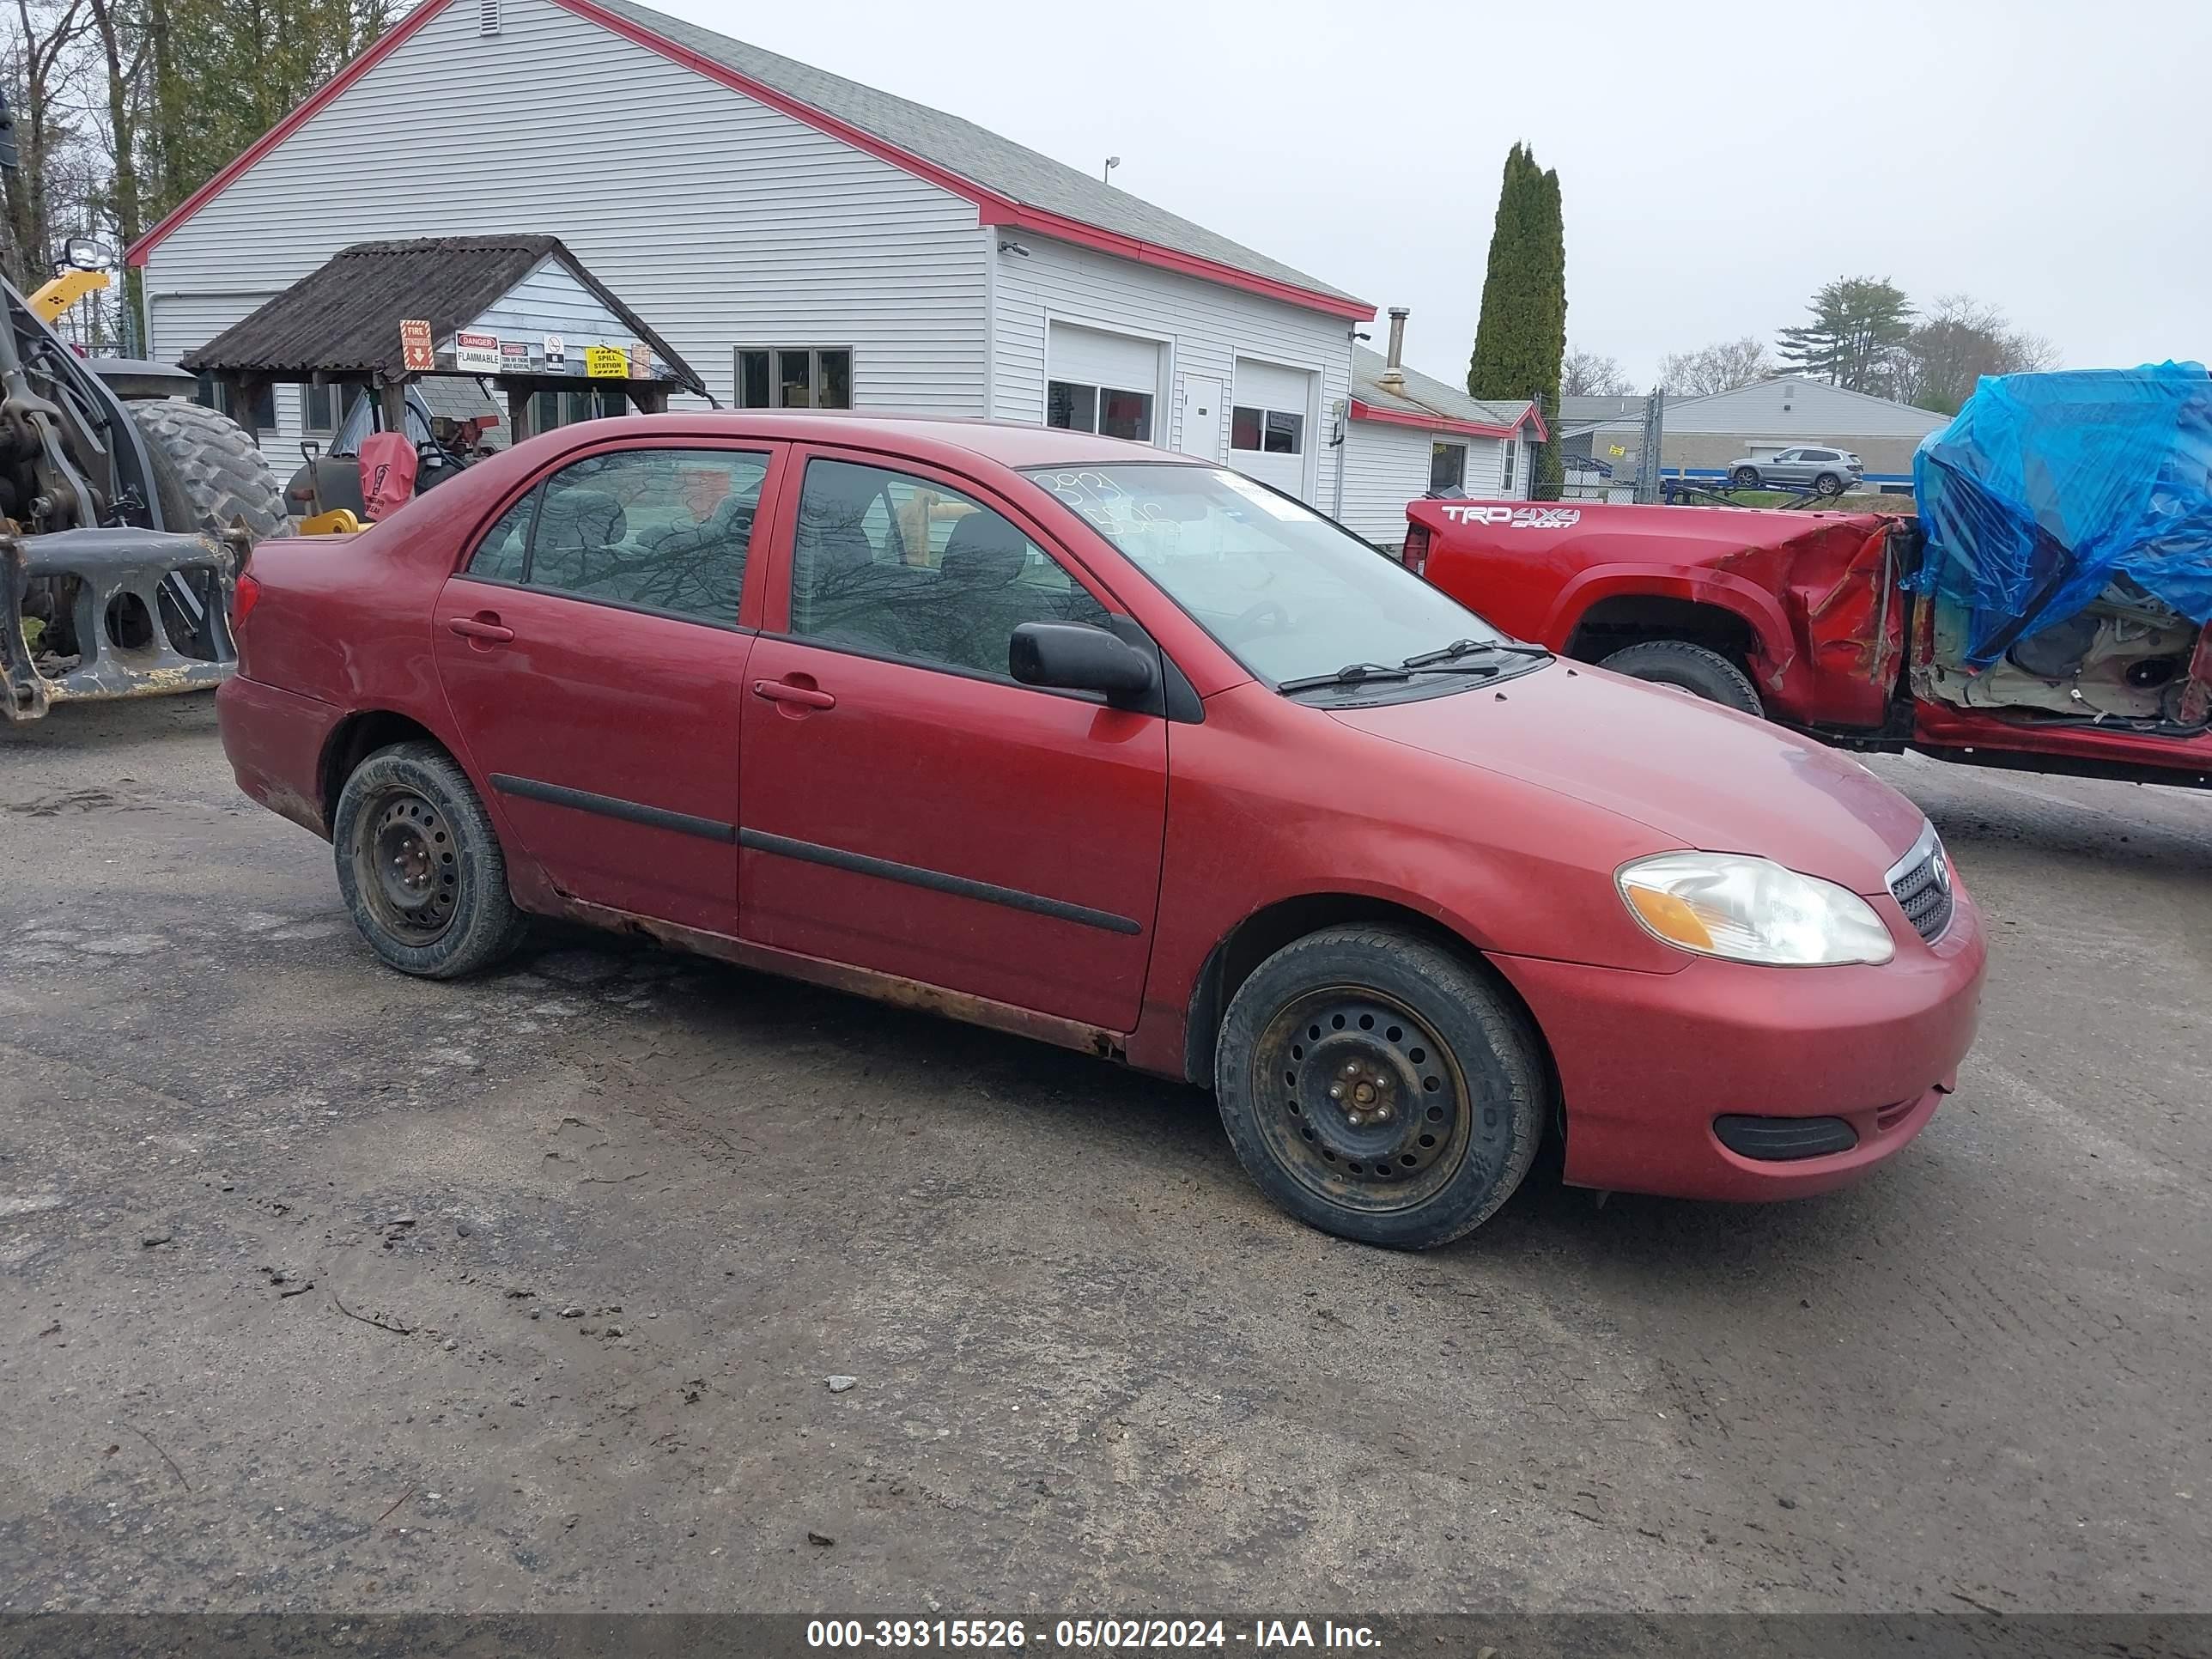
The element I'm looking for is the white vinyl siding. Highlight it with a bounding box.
[139,0,988,456]
[1046,322,1163,394]
[1339,421,1508,546]
[991,234,1350,507]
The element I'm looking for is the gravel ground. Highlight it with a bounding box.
[1,696,2206,1615]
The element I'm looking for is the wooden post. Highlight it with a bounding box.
[506,384,530,443]
[379,377,409,438]
[628,382,669,415]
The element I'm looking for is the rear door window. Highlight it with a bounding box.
[463,447,769,626]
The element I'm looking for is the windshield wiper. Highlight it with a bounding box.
[1275,661,1413,694]
[1401,637,1552,669]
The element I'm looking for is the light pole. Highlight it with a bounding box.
[1103,155,1120,185]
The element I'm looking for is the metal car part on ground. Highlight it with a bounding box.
[1399,495,2212,790]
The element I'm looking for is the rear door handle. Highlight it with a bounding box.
[752,678,835,709]
[447,616,515,642]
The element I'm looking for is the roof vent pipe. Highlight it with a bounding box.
[1380,307,1409,388]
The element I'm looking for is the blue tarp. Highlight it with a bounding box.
[1910,362,2212,668]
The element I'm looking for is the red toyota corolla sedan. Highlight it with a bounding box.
[217,413,1984,1249]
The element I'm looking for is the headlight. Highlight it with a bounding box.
[1617,852,1894,966]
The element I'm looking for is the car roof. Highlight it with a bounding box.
[534,410,1200,474]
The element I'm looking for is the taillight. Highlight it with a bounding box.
[1401,522,1431,577]
[232,570,261,628]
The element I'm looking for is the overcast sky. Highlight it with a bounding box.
[656,0,2207,391]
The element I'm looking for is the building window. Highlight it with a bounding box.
[1501,438,1517,494]
[736,347,851,410]
[1048,380,1153,442]
[303,382,366,435]
[1231,404,1303,454]
[194,374,275,433]
[1430,441,1467,493]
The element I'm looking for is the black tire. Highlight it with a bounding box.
[1599,639,1764,716]
[332,741,529,979]
[1214,926,1548,1249]
[125,398,289,543]
[1813,471,1844,496]
[1729,465,1759,488]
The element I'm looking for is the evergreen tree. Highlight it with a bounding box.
[1468,143,1566,498]
[1776,276,1914,393]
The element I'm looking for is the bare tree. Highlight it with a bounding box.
[1893,294,2058,415]
[1561,347,1631,398]
[1658,337,1775,397]
[2,0,92,289]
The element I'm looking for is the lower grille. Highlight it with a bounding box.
[1887,834,1955,943]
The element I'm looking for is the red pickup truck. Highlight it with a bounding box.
[1400,500,2212,790]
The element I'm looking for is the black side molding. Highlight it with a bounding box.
[490,775,736,843]
[739,828,1143,936]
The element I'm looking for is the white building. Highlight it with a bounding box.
[125,0,1372,507]
[1336,310,1541,546]
[1568,375,1948,488]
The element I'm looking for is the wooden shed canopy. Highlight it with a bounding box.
[179,234,705,395]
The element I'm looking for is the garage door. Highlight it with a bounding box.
[1230,357,1315,499]
[1046,323,1163,444]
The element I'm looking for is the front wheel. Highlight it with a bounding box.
[1730,465,1759,488]
[1214,927,1548,1249]
[1599,639,1764,715]
[332,741,529,978]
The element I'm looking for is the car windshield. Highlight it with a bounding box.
[1024,464,1521,689]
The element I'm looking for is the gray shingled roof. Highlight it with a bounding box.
[182,235,704,393]
[589,0,1361,308]
[1351,346,1534,431]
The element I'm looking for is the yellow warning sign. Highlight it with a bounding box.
[585,344,628,380]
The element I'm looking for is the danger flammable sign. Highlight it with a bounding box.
[398,319,434,374]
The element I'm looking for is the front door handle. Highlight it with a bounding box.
[447,614,515,643]
[752,678,836,709]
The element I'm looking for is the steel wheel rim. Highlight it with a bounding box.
[1251,985,1474,1215]
[357,787,460,945]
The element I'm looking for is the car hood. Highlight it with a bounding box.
[1328,661,1926,893]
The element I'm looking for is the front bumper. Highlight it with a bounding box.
[1490,890,1985,1201]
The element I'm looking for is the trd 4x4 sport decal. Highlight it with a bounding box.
[1437,505,1583,528]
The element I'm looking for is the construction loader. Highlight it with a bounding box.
[0,101,286,722]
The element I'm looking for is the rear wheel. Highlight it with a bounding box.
[332,741,529,979]
[1814,471,1844,496]
[1599,639,1763,715]
[1214,927,1547,1249]
[1730,465,1759,488]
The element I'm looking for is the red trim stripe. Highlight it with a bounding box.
[127,0,1374,324]
[1350,397,1539,441]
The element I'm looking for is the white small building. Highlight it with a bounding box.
[1336,311,1541,548]
[125,0,1373,507]
[1569,374,1948,488]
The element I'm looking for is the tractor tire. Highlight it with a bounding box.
[1599,639,1765,715]
[126,398,289,543]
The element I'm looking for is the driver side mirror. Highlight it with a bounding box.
[1010,621,1158,707]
